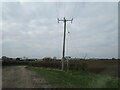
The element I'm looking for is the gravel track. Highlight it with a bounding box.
[2,66,52,88]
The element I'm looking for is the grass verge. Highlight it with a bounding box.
[26,66,119,88]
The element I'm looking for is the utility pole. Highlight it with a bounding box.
[58,17,73,71]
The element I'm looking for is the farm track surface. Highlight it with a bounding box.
[2,66,52,88]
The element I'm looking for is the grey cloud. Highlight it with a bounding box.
[2,2,118,59]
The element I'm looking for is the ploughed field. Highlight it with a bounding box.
[75,60,119,77]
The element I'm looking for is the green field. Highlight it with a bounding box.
[26,66,119,88]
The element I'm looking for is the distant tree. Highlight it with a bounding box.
[112,58,115,60]
[2,56,7,59]
[53,57,57,60]
[43,57,52,62]
[2,56,8,61]
[65,56,71,59]
[2,56,13,61]
[16,58,21,61]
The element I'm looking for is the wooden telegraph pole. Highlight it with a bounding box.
[58,17,73,71]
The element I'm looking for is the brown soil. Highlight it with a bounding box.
[2,66,52,88]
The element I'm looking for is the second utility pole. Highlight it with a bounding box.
[58,17,73,71]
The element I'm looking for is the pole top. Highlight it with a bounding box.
[71,18,73,23]
[57,18,59,23]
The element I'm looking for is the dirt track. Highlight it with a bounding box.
[2,66,52,88]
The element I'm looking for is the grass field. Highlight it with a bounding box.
[26,66,119,88]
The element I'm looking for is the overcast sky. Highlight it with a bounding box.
[1,2,118,59]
